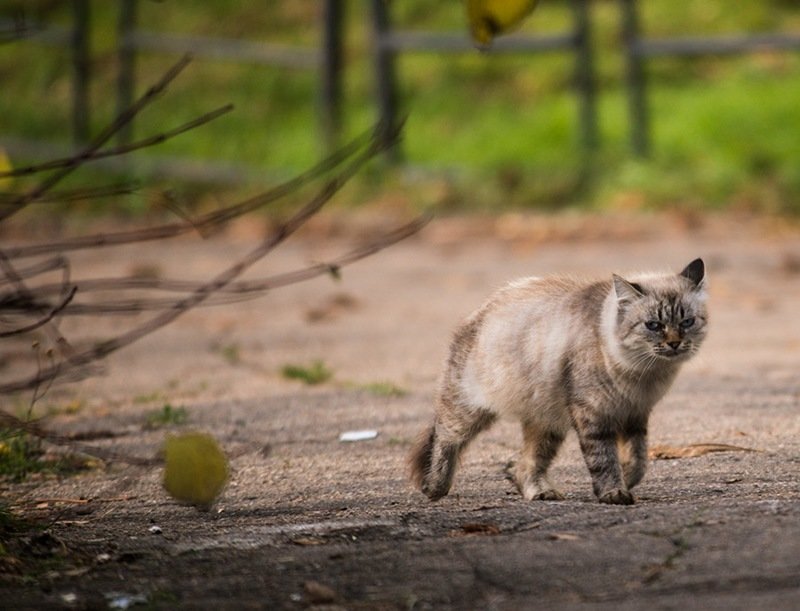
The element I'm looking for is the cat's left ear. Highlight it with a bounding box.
[613,274,645,305]
[679,258,705,288]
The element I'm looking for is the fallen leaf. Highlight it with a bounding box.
[163,432,229,508]
[547,532,580,541]
[452,523,501,536]
[305,292,358,322]
[649,443,758,460]
[291,536,325,546]
[304,580,338,604]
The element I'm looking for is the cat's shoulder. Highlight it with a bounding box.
[500,274,606,299]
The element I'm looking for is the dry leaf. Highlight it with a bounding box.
[304,580,338,604]
[452,523,501,536]
[547,532,580,541]
[649,443,758,460]
[291,536,325,547]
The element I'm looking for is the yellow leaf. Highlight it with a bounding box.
[649,443,758,460]
[163,432,228,508]
[0,147,13,191]
[466,0,541,47]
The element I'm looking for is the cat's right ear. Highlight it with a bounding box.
[679,258,705,288]
[613,275,644,305]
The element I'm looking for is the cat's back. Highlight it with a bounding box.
[455,274,608,416]
[465,273,610,365]
[485,274,608,323]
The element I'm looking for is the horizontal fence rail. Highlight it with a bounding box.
[3,0,800,181]
[621,0,800,156]
[370,0,598,159]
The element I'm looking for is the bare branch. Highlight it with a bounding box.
[0,182,141,205]
[0,54,193,221]
[0,104,234,179]
[0,119,404,395]
[0,285,76,337]
[2,120,391,260]
[0,411,158,467]
[0,214,429,315]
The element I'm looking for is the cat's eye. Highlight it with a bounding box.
[644,321,663,332]
[680,317,696,329]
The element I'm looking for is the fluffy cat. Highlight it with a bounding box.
[410,258,707,505]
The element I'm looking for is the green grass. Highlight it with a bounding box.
[353,382,408,398]
[281,360,333,386]
[145,404,189,429]
[2,1,800,213]
[0,430,95,483]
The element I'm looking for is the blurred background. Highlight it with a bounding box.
[2,0,800,216]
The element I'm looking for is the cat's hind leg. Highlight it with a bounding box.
[618,423,648,490]
[513,421,566,501]
[409,401,495,501]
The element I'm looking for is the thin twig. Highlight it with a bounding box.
[0,215,430,315]
[0,120,402,395]
[0,105,234,179]
[0,54,193,221]
[2,121,387,260]
[0,285,76,337]
[0,411,157,467]
[0,182,140,205]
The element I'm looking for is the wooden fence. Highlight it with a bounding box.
[3,0,800,177]
[620,0,800,156]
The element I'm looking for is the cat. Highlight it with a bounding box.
[409,258,707,505]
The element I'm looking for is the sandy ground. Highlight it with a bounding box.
[2,211,799,609]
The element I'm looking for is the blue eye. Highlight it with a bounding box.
[680,317,696,329]
[645,321,663,332]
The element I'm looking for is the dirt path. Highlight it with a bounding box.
[3,212,800,609]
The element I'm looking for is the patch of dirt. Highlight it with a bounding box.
[2,212,800,609]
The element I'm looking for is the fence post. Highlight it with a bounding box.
[370,0,400,160]
[71,0,91,145]
[117,0,138,146]
[572,0,597,150]
[620,0,649,156]
[321,0,344,151]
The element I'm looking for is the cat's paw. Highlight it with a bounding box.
[421,481,450,502]
[519,479,565,501]
[529,488,565,502]
[598,488,635,505]
[505,461,565,501]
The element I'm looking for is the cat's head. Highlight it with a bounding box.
[611,258,708,367]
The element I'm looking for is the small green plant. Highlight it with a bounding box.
[220,343,241,365]
[134,391,165,404]
[0,430,95,483]
[0,433,46,483]
[281,360,333,385]
[358,382,408,398]
[145,404,188,429]
[209,341,242,365]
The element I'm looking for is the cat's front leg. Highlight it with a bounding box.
[575,423,634,505]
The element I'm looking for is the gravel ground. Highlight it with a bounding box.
[2,212,799,609]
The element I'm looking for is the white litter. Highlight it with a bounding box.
[338,430,378,442]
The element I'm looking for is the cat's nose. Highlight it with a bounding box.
[666,341,681,350]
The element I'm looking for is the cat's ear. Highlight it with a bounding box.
[613,274,645,304]
[679,258,705,288]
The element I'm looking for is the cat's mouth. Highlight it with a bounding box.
[654,344,690,360]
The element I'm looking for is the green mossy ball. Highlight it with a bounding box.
[163,432,229,509]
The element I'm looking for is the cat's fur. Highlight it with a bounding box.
[410,259,707,505]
